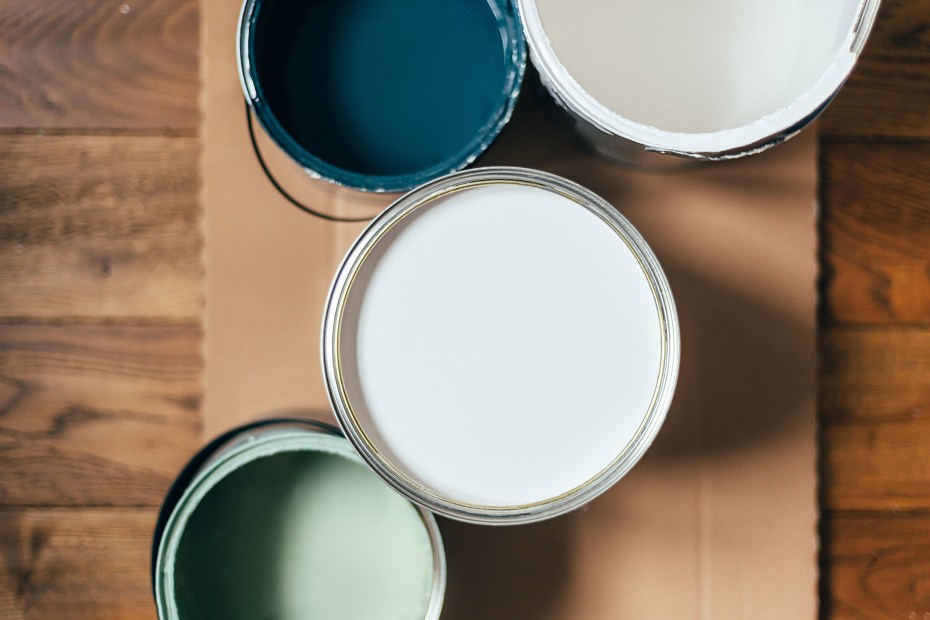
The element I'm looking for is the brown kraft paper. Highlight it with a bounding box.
[203,1,817,617]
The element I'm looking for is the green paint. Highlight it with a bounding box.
[170,442,435,619]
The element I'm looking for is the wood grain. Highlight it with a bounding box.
[821,327,930,512]
[0,508,156,619]
[0,0,199,132]
[819,142,930,326]
[0,135,202,321]
[0,323,201,507]
[821,0,930,140]
[818,4,930,612]
[822,512,930,620]
[0,0,202,617]
[855,0,930,61]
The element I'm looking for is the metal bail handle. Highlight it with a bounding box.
[245,100,373,223]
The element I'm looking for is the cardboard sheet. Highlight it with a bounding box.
[203,2,817,617]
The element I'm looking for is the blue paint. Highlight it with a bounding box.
[245,0,525,192]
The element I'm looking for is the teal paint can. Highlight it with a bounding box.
[238,0,526,193]
[152,419,446,619]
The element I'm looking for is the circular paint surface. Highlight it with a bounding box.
[248,0,522,190]
[336,182,666,507]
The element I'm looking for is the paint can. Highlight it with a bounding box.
[323,167,680,524]
[237,0,526,193]
[515,0,881,163]
[152,419,446,619]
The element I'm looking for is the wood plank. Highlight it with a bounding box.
[853,0,930,62]
[0,508,156,619]
[0,323,201,507]
[821,327,930,511]
[0,0,198,132]
[822,512,930,620]
[822,57,930,141]
[821,0,930,140]
[0,135,202,320]
[818,3,930,611]
[819,142,930,326]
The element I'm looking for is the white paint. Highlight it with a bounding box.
[338,184,664,507]
[525,0,862,151]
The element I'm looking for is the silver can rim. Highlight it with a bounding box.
[153,423,447,619]
[514,0,882,159]
[322,166,681,525]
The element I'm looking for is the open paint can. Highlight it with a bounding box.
[516,0,881,162]
[237,0,526,193]
[323,167,680,524]
[152,419,445,619]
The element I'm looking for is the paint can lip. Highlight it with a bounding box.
[236,0,527,193]
[514,0,881,159]
[152,420,446,620]
[322,166,681,525]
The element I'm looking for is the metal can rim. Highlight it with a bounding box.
[322,166,681,525]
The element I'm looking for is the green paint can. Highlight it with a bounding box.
[152,419,445,619]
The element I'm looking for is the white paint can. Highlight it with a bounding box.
[517,0,881,162]
[323,168,679,524]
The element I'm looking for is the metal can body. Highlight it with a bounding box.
[152,419,446,619]
[516,0,881,163]
[322,167,680,525]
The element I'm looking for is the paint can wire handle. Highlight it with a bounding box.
[245,101,373,223]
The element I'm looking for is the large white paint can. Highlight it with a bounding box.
[517,0,881,162]
[323,168,680,524]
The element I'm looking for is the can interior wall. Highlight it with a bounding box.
[237,0,526,192]
[323,167,680,525]
[517,0,881,162]
[153,420,446,619]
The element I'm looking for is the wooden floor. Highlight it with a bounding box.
[0,0,927,618]
[819,0,930,617]
[0,1,201,617]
